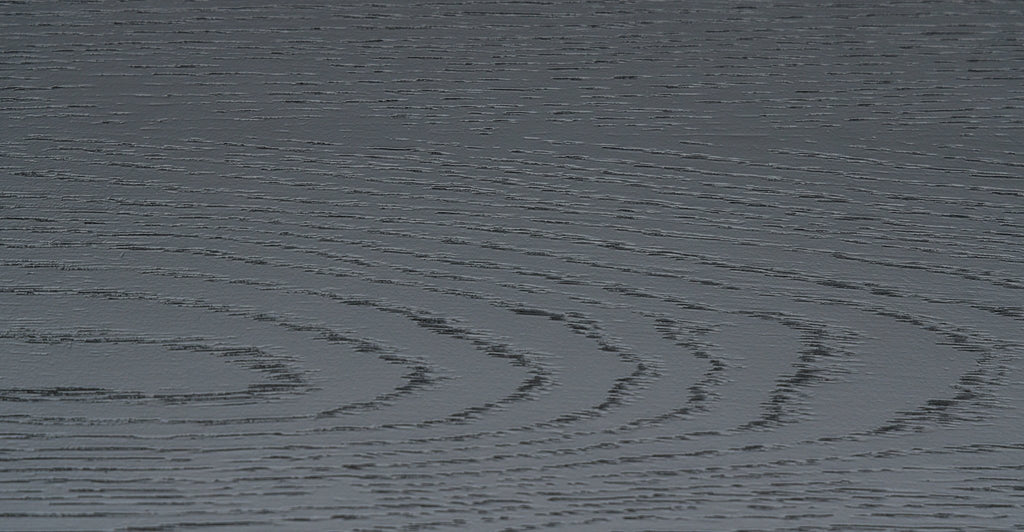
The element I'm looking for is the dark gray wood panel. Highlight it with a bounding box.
[2,1,1022,530]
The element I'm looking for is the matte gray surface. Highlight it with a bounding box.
[2,1,1023,530]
